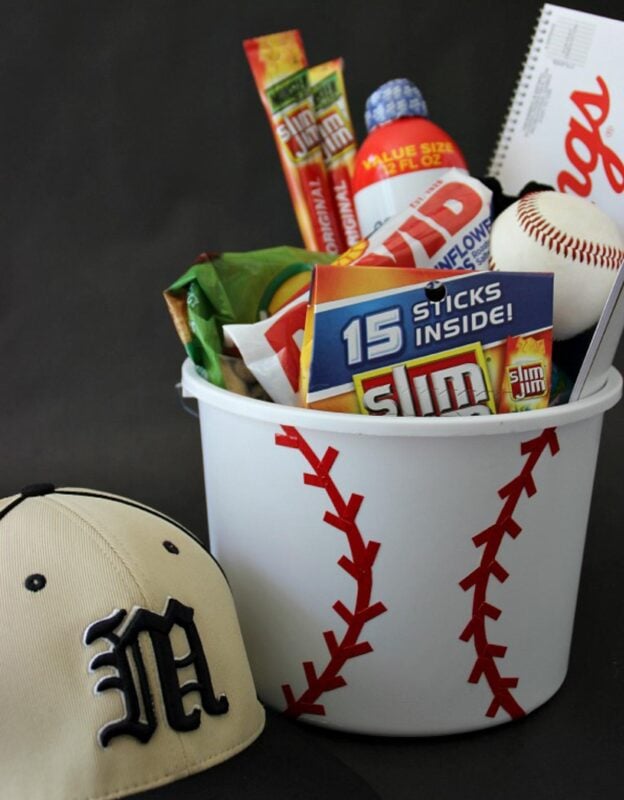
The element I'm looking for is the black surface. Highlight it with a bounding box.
[134,712,382,800]
[3,2,624,798]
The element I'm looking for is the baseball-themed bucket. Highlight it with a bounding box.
[181,358,621,736]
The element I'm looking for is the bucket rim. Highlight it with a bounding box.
[181,359,622,438]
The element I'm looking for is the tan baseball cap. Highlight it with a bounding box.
[0,484,379,800]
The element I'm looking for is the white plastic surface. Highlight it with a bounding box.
[183,359,621,735]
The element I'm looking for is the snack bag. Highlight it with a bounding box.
[303,265,554,415]
[224,290,310,406]
[244,31,345,253]
[333,169,493,271]
[164,246,333,389]
[309,59,361,247]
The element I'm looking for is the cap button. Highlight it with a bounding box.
[20,483,56,497]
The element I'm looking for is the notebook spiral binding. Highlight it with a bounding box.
[487,5,554,179]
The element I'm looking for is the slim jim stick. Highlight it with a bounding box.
[309,59,362,247]
[244,30,345,254]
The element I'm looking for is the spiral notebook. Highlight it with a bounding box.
[489,3,624,235]
[489,4,624,400]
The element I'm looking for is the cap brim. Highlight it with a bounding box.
[130,711,379,799]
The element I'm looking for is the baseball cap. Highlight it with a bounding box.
[0,484,379,800]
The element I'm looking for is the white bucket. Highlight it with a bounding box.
[182,358,622,736]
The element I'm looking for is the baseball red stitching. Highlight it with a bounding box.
[517,193,623,269]
[459,426,560,719]
[275,425,387,719]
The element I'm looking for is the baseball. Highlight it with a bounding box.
[489,191,624,340]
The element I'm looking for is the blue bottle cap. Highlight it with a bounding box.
[364,78,429,133]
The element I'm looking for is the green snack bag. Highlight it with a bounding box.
[164,246,333,387]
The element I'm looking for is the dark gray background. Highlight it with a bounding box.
[3,1,624,797]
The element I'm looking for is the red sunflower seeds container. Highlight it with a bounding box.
[352,78,468,237]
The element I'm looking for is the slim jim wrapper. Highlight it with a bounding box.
[309,59,362,248]
[498,334,553,413]
[244,31,345,253]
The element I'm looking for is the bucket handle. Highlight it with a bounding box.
[175,382,199,418]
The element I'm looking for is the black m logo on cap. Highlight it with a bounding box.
[85,598,229,746]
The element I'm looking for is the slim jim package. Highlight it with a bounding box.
[309,59,362,247]
[302,265,554,415]
[244,31,345,253]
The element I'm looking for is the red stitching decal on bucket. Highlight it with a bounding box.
[459,426,560,719]
[275,425,387,718]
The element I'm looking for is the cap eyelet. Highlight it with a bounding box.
[163,541,179,554]
[25,574,47,592]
